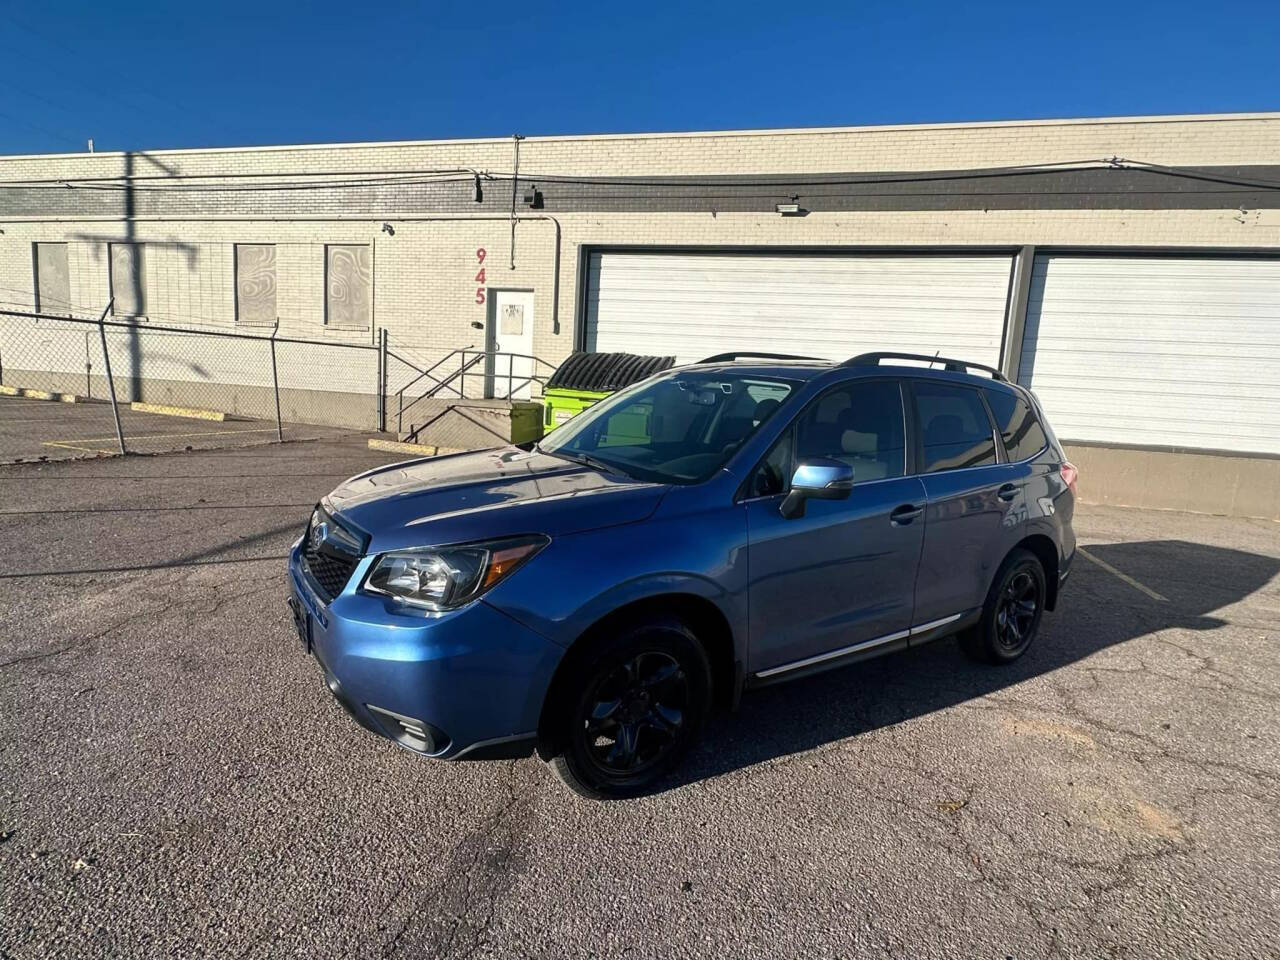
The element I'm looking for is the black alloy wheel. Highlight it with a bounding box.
[996,569,1039,652]
[962,548,1047,664]
[549,617,712,799]
[582,650,689,776]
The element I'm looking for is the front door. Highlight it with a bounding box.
[486,289,534,399]
[746,379,926,676]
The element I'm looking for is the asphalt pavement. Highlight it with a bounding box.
[1,438,1277,959]
[0,394,360,463]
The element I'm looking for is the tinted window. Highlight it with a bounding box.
[984,389,1049,462]
[794,380,905,482]
[913,382,997,473]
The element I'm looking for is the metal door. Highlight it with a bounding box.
[486,289,535,400]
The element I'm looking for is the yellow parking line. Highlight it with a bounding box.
[40,439,118,454]
[1078,547,1168,602]
[42,427,277,445]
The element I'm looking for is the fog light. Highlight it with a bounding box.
[367,704,448,755]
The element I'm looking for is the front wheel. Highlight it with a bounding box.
[548,617,712,800]
[961,548,1047,664]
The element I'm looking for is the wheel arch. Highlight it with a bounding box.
[1013,533,1060,610]
[535,592,738,760]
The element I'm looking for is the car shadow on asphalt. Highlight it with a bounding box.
[669,539,1280,791]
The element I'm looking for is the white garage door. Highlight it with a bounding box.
[1019,255,1280,455]
[584,251,1014,367]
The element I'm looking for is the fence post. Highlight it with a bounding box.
[269,320,283,442]
[377,328,387,433]
[84,331,92,398]
[96,299,126,455]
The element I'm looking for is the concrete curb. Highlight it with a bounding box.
[367,438,462,457]
[0,384,81,403]
[129,401,226,422]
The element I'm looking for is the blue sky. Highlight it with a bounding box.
[0,0,1276,154]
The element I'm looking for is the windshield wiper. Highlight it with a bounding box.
[540,448,631,478]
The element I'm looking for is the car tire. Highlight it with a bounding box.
[548,616,713,800]
[961,548,1047,665]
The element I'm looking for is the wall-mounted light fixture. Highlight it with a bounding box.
[775,199,806,216]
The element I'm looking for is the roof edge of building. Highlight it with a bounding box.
[2,111,1279,163]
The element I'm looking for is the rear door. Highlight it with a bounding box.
[745,378,927,675]
[909,378,1025,636]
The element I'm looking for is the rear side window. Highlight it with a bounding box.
[983,389,1049,462]
[912,382,997,473]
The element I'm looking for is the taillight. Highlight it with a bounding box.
[1060,461,1078,495]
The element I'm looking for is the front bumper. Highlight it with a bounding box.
[287,544,562,760]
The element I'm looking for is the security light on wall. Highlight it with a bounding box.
[775,201,805,216]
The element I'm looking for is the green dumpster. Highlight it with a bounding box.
[542,352,674,433]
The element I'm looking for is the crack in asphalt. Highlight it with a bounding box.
[381,761,534,960]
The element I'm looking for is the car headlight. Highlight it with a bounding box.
[363,535,549,610]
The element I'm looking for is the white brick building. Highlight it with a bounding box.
[1,112,1278,515]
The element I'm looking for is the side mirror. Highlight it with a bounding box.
[780,458,854,519]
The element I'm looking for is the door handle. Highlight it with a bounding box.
[997,483,1019,502]
[890,504,923,525]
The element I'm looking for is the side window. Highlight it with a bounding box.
[795,380,905,482]
[913,382,997,473]
[983,389,1049,462]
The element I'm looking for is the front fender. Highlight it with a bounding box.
[482,493,750,667]
[555,570,740,651]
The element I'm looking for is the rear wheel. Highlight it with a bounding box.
[549,617,712,800]
[961,548,1046,664]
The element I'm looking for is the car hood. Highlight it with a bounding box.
[325,447,668,551]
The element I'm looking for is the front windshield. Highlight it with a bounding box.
[538,370,796,484]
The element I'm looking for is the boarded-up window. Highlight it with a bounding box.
[109,242,147,317]
[33,242,70,314]
[325,244,371,328]
[235,244,277,324]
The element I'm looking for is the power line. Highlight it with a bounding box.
[1,157,1276,196]
[0,108,82,148]
[2,13,191,121]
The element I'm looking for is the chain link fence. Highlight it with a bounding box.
[0,306,387,461]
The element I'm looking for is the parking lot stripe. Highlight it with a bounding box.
[1078,546,1169,602]
[41,427,278,447]
[40,439,119,454]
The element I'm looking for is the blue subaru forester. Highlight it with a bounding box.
[288,352,1076,798]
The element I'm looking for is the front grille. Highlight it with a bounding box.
[304,546,358,601]
[301,507,361,602]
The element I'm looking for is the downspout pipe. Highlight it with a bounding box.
[510,134,525,271]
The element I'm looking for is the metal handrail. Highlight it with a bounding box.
[394,347,475,431]
[396,348,556,433]
[394,345,471,400]
[397,351,489,428]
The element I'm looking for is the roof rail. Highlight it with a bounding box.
[841,351,1008,382]
[698,351,822,363]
